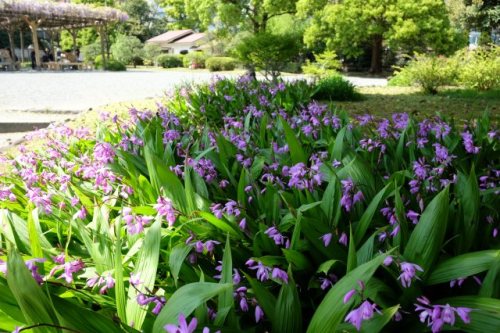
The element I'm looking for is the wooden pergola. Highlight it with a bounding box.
[0,0,128,69]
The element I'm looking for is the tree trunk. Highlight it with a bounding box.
[370,35,383,73]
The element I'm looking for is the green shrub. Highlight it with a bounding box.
[390,54,458,94]
[183,52,208,69]
[205,57,238,71]
[457,46,500,91]
[388,64,414,86]
[143,43,162,66]
[105,59,126,71]
[302,50,342,79]
[110,34,143,67]
[94,55,126,71]
[156,54,183,68]
[312,74,360,101]
[81,42,101,63]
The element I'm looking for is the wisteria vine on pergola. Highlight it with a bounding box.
[0,0,128,69]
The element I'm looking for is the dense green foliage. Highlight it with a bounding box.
[205,57,238,71]
[390,46,500,93]
[234,32,301,80]
[0,76,498,333]
[302,50,342,79]
[143,43,163,66]
[300,0,462,72]
[183,52,208,69]
[110,35,144,67]
[457,46,500,91]
[156,54,184,68]
[312,75,361,101]
[390,54,458,94]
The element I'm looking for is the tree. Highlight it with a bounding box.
[301,0,459,73]
[119,0,165,42]
[143,43,162,65]
[234,32,301,81]
[183,0,299,35]
[111,34,144,67]
[159,0,202,30]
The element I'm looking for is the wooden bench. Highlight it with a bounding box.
[45,61,94,71]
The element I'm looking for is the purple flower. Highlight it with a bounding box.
[433,143,454,165]
[154,196,176,227]
[320,233,333,247]
[343,289,357,304]
[255,305,264,323]
[247,261,271,282]
[461,131,480,154]
[164,313,197,333]
[340,178,363,212]
[49,259,85,284]
[392,113,409,130]
[339,232,348,246]
[406,210,420,224]
[398,262,424,288]
[93,142,115,164]
[415,298,473,332]
[345,300,379,331]
[383,256,394,266]
[413,158,429,180]
[271,267,289,284]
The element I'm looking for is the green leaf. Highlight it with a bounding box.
[455,167,480,252]
[346,227,357,273]
[169,243,193,287]
[280,116,307,164]
[321,175,341,227]
[273,269,302,333]
[7,251,59,333]
[480,260,500,298]
[27,206,43,259]
[307,253,389,333]
[403,186,449,274]
[153,283,232,333]
[427,250,499,285]
[214,235,234,326]
[332,126,347,161]
[316,260,340,275]
[53,296,126,333]
[114,226,127,323]
[126,216,162,330]
[354,183,391,245]
[198,211,242,239]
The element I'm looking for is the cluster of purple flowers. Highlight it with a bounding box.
[415,296,472,333]
[49,256,85,284]
[283,162,322,191]
[122,207,154,235]
[86,273,115,294]
[245,260,288,284]
[265,226,290,248]
[210,200,241,219]
[154,196,177,227]
[340,178,364,212]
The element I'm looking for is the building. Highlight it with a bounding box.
[146,29,208,54]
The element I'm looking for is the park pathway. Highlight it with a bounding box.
[0,70,387,149]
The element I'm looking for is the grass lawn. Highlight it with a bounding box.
[334,86,500,123]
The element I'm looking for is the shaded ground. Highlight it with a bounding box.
[334,86,500,123]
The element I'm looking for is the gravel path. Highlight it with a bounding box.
[0,70,386,150]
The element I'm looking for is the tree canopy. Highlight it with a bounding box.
[300,0,460,72]
[177,0,299,34]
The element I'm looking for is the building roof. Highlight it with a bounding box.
[147,29,193,43]
[172,33,207,44]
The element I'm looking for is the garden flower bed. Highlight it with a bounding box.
[0,76,498,333]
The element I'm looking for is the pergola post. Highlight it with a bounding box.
[19,28,25,63]
[6,21,16,69]
[70,29,77,52]
[24,16,42,70]
[97,24,107,69]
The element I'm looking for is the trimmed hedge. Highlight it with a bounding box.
[205,57,238,71]
[156,54,183,68]
[94,55,126,71]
